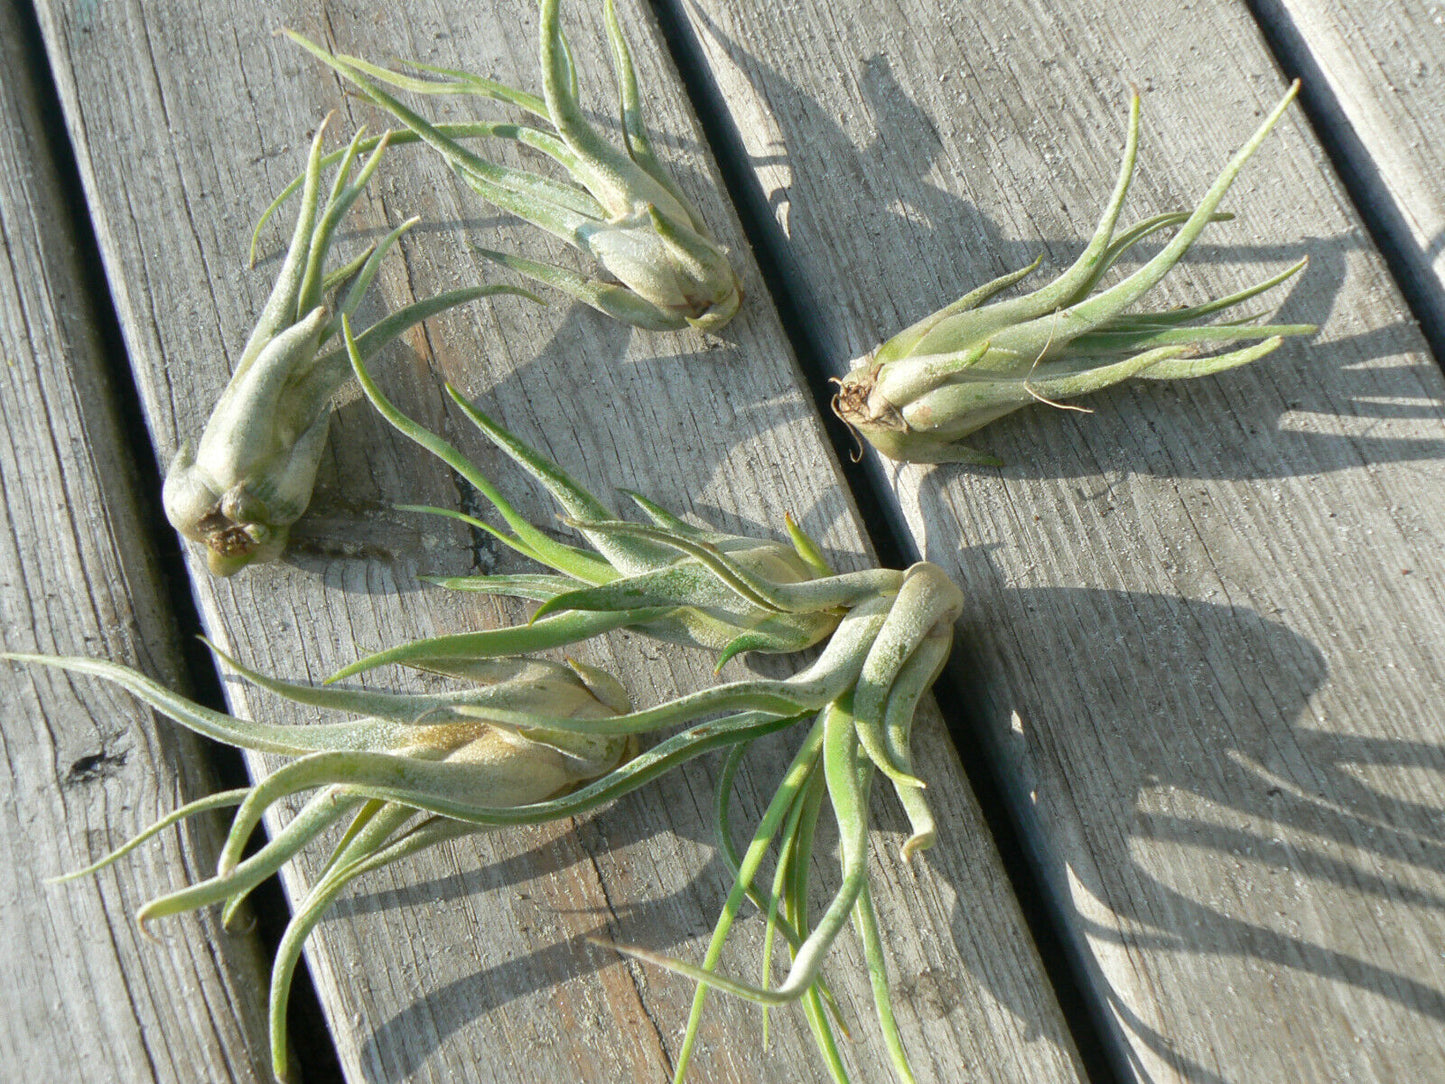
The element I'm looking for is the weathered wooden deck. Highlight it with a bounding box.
[1,1,1441,1081]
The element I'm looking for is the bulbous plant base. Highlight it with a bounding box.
[831,363,883,429]
[193,501,285,577]
[832,363,1002,466]
[163,438,295,576]
[684,278,744,334]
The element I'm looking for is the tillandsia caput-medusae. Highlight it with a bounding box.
[832,82,1316,464]
[162,114,531,576]
[4,644,698,1083]
[280,0,743,333]
[337,320,964,1081]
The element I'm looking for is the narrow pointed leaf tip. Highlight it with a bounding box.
[345,345,853,667]
[833,83,1314,464]
[162,116,513,575]
[569,561,963,1083]
[335,345,967,1079]
[285,1,743,333]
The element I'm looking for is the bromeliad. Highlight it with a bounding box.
[24,310,968,1083]
[833,83,1315,464]
[284,0,743,333]
[337,319,965,1081]
[163,114,530,575]
[8,645,732,1083]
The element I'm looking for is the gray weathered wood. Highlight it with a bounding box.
[1248,0,1445,348]
[673,1,1445,1081]
[0,2,274,1079]
[29,0,1085,1080]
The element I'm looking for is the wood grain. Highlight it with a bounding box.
[670,0,1445,1081]
[1248,0,1445,348]
[28,0,1084,1080]
[0,1,273,1078]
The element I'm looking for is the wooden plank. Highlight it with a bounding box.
[0,2,274,1079]
[670,1,1445,1081]
[30,0,1086,1080]
[1247,0,1445,349]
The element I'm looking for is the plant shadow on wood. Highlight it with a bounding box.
[941,546,1445,1083]
[684,4,1445,481]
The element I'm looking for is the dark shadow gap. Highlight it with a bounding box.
[14,3,344,1081]
[644,2,1126,1081]
[1242,0,1445,369]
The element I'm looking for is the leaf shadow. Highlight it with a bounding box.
[939,540,1445,1080]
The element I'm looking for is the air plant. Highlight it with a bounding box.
[281,0,743,333]
[20,306,967,1081]
[337,321,965,1081]
[416,563,961,1084]
[162,113,530,575]
[7,642,813,1083]
[832,82,1315,464]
